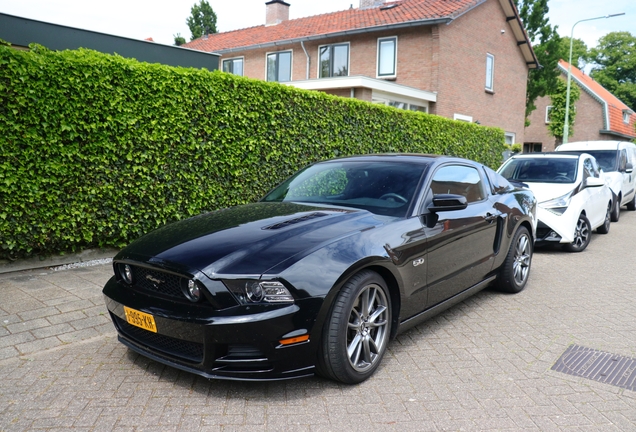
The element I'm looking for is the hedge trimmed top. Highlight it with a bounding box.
[0,44,506,259]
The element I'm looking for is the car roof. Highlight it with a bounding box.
[557,141,632,151]
[508,152,582,160]
[317,153,473,165]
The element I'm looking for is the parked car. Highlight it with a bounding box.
[556,140,636,221]
[103,154,536,384]
[498,152,612,252]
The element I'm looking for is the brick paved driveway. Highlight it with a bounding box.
[1,212,636,431]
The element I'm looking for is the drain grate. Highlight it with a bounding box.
[552,345,636,391]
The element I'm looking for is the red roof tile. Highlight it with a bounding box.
[559,60,636,138]
[184,0,482,53]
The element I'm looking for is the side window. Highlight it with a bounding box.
[583,158,597,179]
[377,37,397,77]
[430,165,486,204]
[485,53,495,92]
[222,58,244,76]
[619,149,628,171]
[319,43,349,78]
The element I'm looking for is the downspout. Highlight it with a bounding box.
[300,41,310,80]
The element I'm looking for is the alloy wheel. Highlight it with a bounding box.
[572,217,589,248]
[513,233,531,285]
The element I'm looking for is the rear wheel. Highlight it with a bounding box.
[563,214,591,252]
[597,202,611,234]
[316,270,391,384]
[496,226,532,293]
[611,197,621,222]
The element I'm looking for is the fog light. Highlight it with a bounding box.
[185,279,201,302]
[120,264,133,284]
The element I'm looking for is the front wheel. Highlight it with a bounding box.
[597,202,611,234]
[496,226,532,293]
[563,214,591,252]
[627,194,636,211]
[611,197,621,222]
[316,270,391,384]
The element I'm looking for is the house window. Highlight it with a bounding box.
[222,58,243,76]
[545,106,553,123]
[267,51,292,82]
[377,37,397,77]
[319,43,349,78]
[624,111,631,124]
[485,53,495,92]
[523,143,543,153]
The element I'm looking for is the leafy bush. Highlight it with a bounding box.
[0,45,506,259]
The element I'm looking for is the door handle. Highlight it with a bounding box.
[485,213,498,223]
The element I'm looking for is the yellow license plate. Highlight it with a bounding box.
[123,306,157,333]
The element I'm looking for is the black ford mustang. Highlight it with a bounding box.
[103,154,536,384]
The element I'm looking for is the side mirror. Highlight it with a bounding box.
[626,162,633,174]
[428,194,468,212]
[585,177,605,188]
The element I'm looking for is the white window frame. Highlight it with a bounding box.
[485,53,495,92]
[377,36,397,78]
[545,106,553,123]
[624,111,631,124]
[265,50,293,82]
[221,57,244,76]
[504,132,516,145]
[317,42,350,78]
[454,113,473,122]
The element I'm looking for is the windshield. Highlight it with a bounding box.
[499,158,578,184]
[262,160,428,217]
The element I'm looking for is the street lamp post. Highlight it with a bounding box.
[563,12,625,144]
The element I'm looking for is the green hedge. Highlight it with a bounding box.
[0,44,506,260]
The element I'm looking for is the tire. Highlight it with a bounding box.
[563,214,591,252]
[611,197,621,222]
[597,202,611,234]
[627,194,636,211]
[316,270,391,384]
[496,226,532,293]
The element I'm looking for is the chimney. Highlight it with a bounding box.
[266,0,290,26]
[360,0,386,9]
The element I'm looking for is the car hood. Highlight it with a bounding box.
[524,182,579,203]
[116,202,381,278]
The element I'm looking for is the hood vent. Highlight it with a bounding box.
[262,212,329,230]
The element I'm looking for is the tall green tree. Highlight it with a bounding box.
[589,31,636,111]
[547,77,580,144]
[559,37,589,70]
[186,0,218,41]
[515,0,562,119]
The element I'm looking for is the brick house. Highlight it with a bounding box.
[185,0,538,144]
[524,60,636,152]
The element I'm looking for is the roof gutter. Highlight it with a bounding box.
[212,18,452,55]
[599,130,636,140]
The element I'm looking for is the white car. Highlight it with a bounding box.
[556,141,636,222]
[498,153,612,252]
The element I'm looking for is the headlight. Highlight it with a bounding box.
[224,280,294,304]
[539,191,573,215]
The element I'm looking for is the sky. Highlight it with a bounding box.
[0,0,634,49]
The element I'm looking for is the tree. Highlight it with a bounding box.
[173,33,186,46]
[547,77,580,145]
[515,0,562,119]
[186,0,218,41]
[559,37,589,70]
[589,31,636,111]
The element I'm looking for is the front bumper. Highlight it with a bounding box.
[535,206,578,244]
[103,276,322,381]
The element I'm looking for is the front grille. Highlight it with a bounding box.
[131,266,184,299]
[114,314,204,363]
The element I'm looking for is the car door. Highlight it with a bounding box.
[582,156,607,226]
[420,164,500,308]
